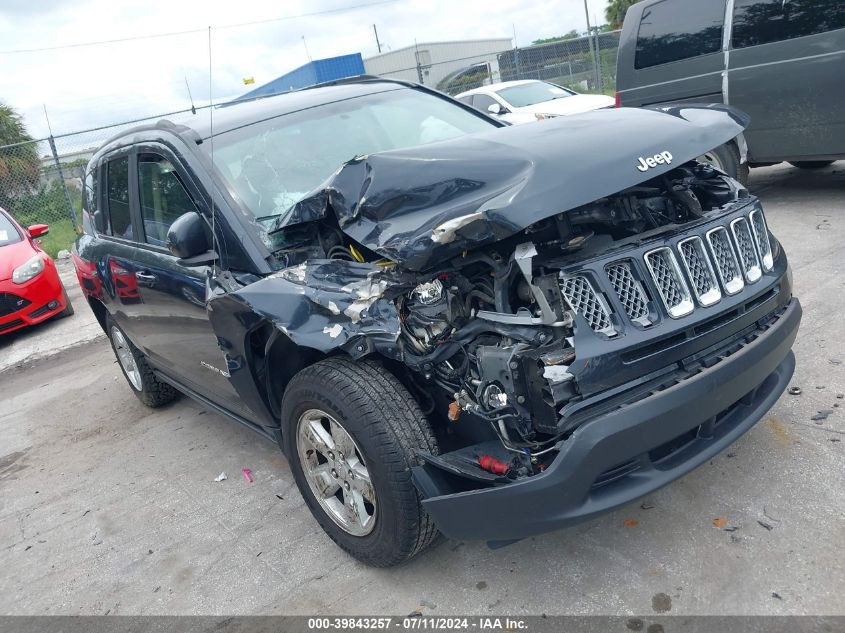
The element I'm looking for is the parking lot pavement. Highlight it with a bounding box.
[0,163,842,616]
[0,258,102,374]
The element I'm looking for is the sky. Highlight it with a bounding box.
[0,0,610,142]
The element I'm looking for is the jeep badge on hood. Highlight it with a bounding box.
[637,150,674,172]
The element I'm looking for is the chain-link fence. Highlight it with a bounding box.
[367,31,621,97]
[0,136,82,258]
[0,104,216,258]
[497,31,620,94]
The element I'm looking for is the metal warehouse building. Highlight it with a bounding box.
[363,39,512,90]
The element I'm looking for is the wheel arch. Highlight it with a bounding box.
[246,320,327,423]
[247,321,429,432]
[87,296,109,332]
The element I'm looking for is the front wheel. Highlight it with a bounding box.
[282,358,439,567]
[59,287,74,317]
[697,142,748,185]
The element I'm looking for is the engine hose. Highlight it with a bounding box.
[464,290,495,313]
[450,251,504,273]
[450,251,513,313]
[403,319,539,371]
[493,260,515,313]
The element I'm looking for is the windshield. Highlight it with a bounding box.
[495,82,575,108]
[205,87,497,249]
[0,212,23,247]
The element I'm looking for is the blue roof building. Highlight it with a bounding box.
[238,53,366,99]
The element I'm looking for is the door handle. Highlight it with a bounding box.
[135,271,157,287]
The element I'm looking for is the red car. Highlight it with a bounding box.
[0,207,73,335]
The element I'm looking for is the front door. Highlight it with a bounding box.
[125,149,247,414]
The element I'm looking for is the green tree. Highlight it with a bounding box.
[605,0,639,28]
[532,30,581,45]
[0,102,40,209]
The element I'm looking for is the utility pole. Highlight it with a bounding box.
[373,24,382,53]
[302,36,312,62]
[593,13,603,93]
[583,0,601,91]
[414,39,424,84]
[43,105,78,232]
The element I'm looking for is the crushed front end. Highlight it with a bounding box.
[225,105,800,542]
[391,163,800,541]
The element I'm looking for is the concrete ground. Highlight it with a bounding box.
[0,163,843,616]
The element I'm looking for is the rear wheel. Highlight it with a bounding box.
[106,315,178,407]
[282,357,439,567]
[789,160,835,170]
[697,142,748,185]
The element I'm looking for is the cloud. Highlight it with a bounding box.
[0,0,70,16]
[0,0,609,144]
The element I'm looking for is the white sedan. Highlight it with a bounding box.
[456,80,615,124]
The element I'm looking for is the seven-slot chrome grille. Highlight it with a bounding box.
[559,207,775,334]
[560,275,616,337]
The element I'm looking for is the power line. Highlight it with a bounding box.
[0,0,398,55]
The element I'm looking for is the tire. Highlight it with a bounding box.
[106,315,178,408]
[59,288,74,317]
[697,142,748,186]
[789,160,835,170]
[281,357,439,567]
[748,162,780,168]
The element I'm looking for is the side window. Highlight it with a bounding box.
[0,212,23,247]
[105,156,133,239]
[82,167,96,234]
[733,0,845,48]
[138,154,198,247]
[457,96,474,106]
[472,93,500,112]
[635,0,725,69]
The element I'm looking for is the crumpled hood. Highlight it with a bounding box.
[274,104,749,271]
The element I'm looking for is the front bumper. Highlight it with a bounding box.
[416,297,801,542]
[0,264,67,335]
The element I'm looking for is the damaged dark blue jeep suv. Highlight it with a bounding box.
[74,77,800,566]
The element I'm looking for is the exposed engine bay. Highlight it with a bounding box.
[255,160,753,481]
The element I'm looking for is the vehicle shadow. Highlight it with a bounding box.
[0,313,64,348]
[747,160,845,203]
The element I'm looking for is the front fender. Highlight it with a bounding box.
[206,260,414,427]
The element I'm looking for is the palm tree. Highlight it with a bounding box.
[605,0,640,28]
[0,102,41,208]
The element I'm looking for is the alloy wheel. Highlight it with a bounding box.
[111,326,142,391]
[697,150,725,171]
[296,408,377,537]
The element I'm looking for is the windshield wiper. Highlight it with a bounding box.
[254,213,286,222]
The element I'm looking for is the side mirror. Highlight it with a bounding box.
[487,103,504,115]
[28,224,49,238]
[166,212,216,265]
